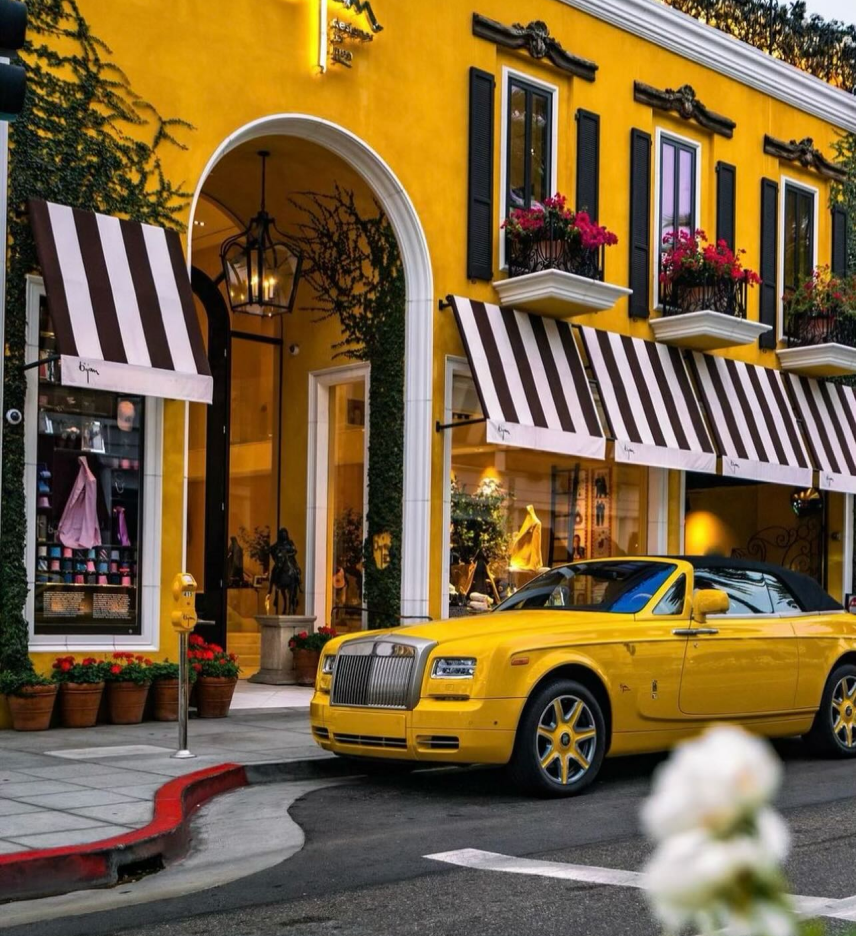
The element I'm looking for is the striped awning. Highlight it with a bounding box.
[785,374,856,494]
[29,199,213,404]
[578,327,717,473]
[689,353,812,487]
[449,296,606,459]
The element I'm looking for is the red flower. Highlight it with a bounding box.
[110,664,122,675]
[218,658,227,665]
[229,653,237,661]
[204,650,214,661]
[209,644,223,654]
[60,660,71,672]
[144,659,152,666]
[192,663,202,673]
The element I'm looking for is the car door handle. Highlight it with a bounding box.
[672,628,719,637]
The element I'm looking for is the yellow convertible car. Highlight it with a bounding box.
[310,557,856,796]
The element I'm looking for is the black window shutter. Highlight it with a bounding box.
[467,67,495,282]
[575,109,600,222]
[832,204,848,277]
[629,129,652,319]
[716,162,736,251]
[759,178,778,350]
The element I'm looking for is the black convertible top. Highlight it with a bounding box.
[674,555,842,613]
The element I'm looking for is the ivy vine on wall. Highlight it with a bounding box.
[0,0,192,674]
[293,187,406,629]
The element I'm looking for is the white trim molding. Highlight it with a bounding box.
[557,0,856,132]
[499,66,560,271]
[305,363,370,628]
[777,343,856,378]
[24,275,164,652]
[188,114,433,621]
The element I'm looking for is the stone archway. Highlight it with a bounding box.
[187,115,433,620]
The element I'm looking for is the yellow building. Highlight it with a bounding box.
[7,0,856,701]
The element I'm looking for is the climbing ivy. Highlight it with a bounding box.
[0,0,192,674]
[293,187,406,629]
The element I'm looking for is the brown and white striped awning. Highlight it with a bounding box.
[689,353,812,487]
[29,199,213,404]
[449,297,606,459]
[578,327,717,473]
[785,374,856,494]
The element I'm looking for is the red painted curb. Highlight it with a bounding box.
[0,762,247,904]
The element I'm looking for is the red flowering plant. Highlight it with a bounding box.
[502,193,618,279]
[104,652,153,685]
[187,633,240,679]
[659,230,760,317]
[50,655,108,684]
[785,266,856,346]
[289,626,337,653]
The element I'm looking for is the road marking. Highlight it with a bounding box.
[425,849,852,921]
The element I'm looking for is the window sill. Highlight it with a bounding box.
[492,268,632,318]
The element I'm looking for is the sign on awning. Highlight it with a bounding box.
[449,296,606,459]
[29,199,213,404]
[689,352,812,487]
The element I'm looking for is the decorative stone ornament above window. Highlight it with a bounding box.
[472,14,598,82]
[633,82,736,139]
[763,135,847,183]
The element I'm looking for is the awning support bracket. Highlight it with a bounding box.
[438,296,454,311]
[20,355,59,373]
[435,416,487,433]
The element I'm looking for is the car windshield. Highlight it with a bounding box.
[494,561,677,614]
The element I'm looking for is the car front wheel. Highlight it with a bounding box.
[508,678,606,797]
[805,663,856,758]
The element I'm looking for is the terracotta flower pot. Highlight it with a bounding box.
[107,681,150,725]
[294,649,321,687]
[59,681,105,728]
[7,684,58,731]
[196,676,237,718]
[152,678,179,722]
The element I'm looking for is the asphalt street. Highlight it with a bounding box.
[5,740,856,936]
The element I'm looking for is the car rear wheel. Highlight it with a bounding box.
[805,663,856,758]
[508,678,606,797]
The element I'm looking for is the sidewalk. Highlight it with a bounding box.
[0,684,317,856]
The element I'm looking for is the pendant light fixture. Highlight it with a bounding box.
[220,150,303,317]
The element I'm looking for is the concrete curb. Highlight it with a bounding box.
[0,755,361,905]
[0,763,247,904]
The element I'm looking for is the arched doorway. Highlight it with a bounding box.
[185,116,433,663]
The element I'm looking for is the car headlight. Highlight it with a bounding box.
[321,654,336,675]
[431,657,477,679]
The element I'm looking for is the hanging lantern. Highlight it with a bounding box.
[220,150,303,316]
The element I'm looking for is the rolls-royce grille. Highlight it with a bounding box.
[331,651,415,709]
[333,733,407,749]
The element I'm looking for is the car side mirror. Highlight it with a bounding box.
[693,588,729,623]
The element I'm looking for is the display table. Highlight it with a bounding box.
[248,615,317,685]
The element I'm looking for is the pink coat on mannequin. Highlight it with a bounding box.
[57,457,102,549]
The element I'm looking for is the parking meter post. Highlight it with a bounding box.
[170,572,198,761]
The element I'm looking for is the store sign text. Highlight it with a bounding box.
[318,0,383,72]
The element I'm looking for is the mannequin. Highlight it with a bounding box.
[509,505,543,572]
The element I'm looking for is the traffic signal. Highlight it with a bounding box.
[0,0,26,121]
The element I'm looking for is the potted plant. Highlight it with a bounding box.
[51,656,107,728]
[502,193,618,279]
[289,626,337,686]
[104,653,152,724]
[190,637,240,717]
[148,660,193,722]
[659,229,761,316]
[784,265,856,346]
[238,524,272,575]
[0,669,58,731]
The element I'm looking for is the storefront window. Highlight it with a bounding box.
[447,373,646,616]
[34,300,144,635]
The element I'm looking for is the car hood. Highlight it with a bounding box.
[334,609,635,650]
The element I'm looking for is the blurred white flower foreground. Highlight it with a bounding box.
[642,726,795,936]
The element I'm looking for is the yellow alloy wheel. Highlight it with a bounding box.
[535,695,598,786]
[832,675,856,749]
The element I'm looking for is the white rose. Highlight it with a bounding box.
[642,726,781,840]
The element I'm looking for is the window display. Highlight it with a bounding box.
[447,373,646,616]
[34,301,144,635]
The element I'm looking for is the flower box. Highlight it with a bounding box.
[497,195,627,317]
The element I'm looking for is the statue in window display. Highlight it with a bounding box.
[268,527,302,616]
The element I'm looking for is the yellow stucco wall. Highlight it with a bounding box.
[18,0,853,678]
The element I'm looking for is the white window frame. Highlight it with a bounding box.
[24,275,164,652]
[304,362,370,629]
[778,175,819,341]
[499,66,560,272]
[653,127,702,310]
